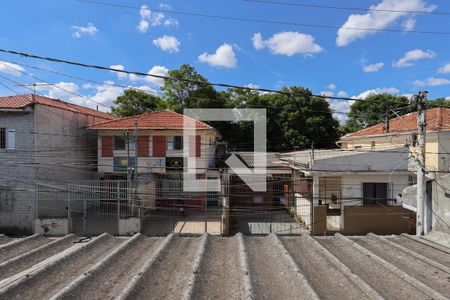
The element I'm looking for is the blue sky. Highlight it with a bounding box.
[0,0,449,120]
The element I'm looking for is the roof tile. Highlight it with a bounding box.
[0,94,116,120]
[87,110,213,130]
[343,107,450,139]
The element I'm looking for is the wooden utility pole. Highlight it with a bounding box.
[415,91,428,236]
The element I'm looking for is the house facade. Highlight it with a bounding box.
[87,110,220,215]
[0,94,116,234]
[282,107,449,235]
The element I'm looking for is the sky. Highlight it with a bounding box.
[0,0,449,122]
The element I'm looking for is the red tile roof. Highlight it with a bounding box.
[87,110,214,130]
[342,107,450,139]
[0,94,116,120]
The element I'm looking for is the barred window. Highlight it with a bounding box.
[0,128,5,149]
[0,187,13,212]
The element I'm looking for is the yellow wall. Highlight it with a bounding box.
[341,132,449,172]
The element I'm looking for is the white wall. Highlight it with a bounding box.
[340,173,410,206]
[96,129,218,175]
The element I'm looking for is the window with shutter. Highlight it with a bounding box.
[153,136,166,157]
[101,136,113,157]
[137,136,149,157]
[189,135,201,157]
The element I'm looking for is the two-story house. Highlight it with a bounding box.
[0,94,116,234]
[87,110,220,215]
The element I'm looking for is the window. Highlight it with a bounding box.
[0,187,13,212]
[0,128,15,150]
[363,183,388,205]
[114,136,126,150]
[167,136,183,150]
[0,128,5,149]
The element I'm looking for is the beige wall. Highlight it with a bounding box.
[95,129,218,174]
[343,205,415,235]
[341,131,450,172]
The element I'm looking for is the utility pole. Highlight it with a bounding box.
[415,91,428,236]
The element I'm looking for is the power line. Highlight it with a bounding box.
[0,61,110,110]
[0,48,387,103]
[75,0,450,35]
[244,0,449,16]
[0,59,348,115]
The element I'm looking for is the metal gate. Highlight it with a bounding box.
[68,181,132,236]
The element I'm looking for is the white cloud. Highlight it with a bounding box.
[252,31,322,56]
[402,17,416,31]
[153,35,180,53]
[137,4,178,33]
[393,49,436,68]
[159,3,172,10]
[252,33,265,50]
[363,62,384,73]
[320,91,334,98]
[319,90,351,123]
[438,63,450,74]
[327,83,336,90]
[355,87,400,99]
[110,64,127,80]
[329,100,352,123]
[412,77,450,87]
[34,81,157,112]
[146,65,169,86]
[137,20,150,33]
[164,18,179,27]
[71,23,99,38]
[198,43,237,68]
[0,61,25,76]
[337,91,348,97]
[336,0,436,46]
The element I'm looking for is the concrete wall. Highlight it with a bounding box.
[431,174,450,234]
[0,110,36,234]
[96,129,217,175]
[34,105,106,218]
[342,132,450,172]
[343,205,415,235]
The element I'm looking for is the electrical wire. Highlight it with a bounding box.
[76,0,450,35]
[243,0,449,15]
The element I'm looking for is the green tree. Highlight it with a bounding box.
[161,64,223,112]
[223,86,340,151]
[344,94,409,133]
[429,97,450,107]
[111,89,165,117]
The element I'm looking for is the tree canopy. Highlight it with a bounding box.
[110,64,341,151]
[111,89,164,117]
[343,94,409,133]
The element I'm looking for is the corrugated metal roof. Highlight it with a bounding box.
[0,233,449,299]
